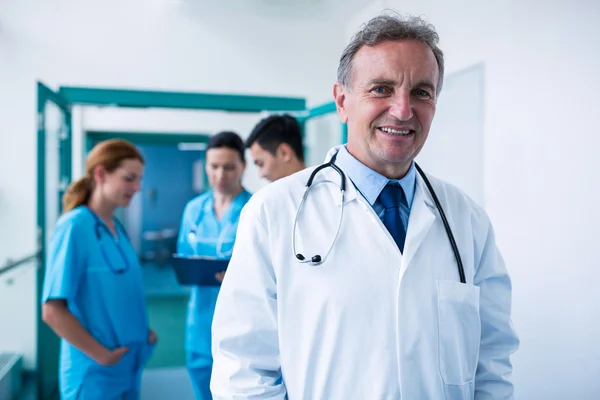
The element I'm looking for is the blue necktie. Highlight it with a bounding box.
[378,183,407,252]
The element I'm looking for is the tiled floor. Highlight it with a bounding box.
[141,367,196,400]
[17,367,196,400]
[145,296,188,369]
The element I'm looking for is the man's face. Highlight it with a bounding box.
[334,40,439,178]
[249,142,288,182]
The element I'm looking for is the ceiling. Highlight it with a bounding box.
[180,0,372,20]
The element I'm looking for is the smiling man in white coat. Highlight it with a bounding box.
[210,13,519,400]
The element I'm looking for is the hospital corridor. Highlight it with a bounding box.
[1,0,600,399]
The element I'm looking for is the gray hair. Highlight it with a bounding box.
[337,13,445,95]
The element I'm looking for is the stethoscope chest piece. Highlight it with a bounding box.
[295,253,322,265]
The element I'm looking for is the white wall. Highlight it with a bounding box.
[0,0,346,368]
[418,64,485,207]
[348,1,600,398]
[304,113,345,166]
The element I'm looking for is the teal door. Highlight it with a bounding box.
[36,82,72,400]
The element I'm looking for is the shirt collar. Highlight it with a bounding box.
[334,145,417,208]
[204,189,251,211]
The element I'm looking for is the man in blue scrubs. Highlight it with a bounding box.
[177,131,252,399]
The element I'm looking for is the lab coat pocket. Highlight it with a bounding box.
[436,280,481,386]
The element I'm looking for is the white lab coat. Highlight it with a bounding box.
[211,147,519,400]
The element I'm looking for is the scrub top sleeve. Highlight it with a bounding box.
[42,219,86,304]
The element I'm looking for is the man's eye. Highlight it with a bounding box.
[372,86,389,95]
[414,89,432,99]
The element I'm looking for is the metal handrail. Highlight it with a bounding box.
[0,250,41,277]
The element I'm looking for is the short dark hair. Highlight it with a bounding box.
[245,115,304,162]
[207,131,245,162]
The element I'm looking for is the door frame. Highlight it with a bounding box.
[36,82,72,400]
[85,130,211,151]
[36,84,308,397]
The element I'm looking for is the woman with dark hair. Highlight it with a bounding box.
[176,131,252,399]
[41,139,157,399]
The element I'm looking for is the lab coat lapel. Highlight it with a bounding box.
[400,174,436,279]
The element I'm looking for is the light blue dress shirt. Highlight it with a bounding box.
[334,145,417,232]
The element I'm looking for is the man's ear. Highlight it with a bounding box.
[277,143,294,163]
[333,82,349,124]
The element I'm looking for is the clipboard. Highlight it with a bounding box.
[171,254,229,287]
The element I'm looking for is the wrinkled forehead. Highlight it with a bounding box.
[351,40,439,89]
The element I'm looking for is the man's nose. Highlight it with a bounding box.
[388,92,413,121]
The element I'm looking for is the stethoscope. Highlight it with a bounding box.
[88,209,131,275]
[187,219,236,259]
[292,151,466,284]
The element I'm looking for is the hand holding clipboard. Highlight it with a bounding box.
[171,254,229,287]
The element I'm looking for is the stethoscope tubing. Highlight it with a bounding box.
[292,152,466,284]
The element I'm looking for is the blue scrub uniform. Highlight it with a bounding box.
[177,189,252,400]
[42,206,154,400]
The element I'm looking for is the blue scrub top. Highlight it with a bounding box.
[42,206,152,399]
[177,189,252,365]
